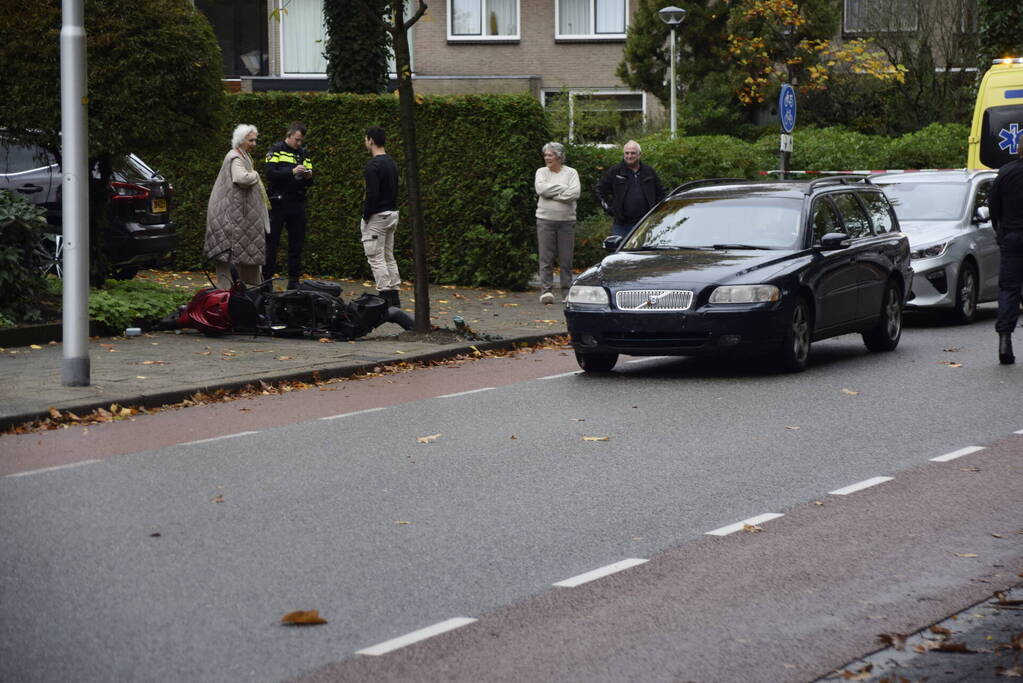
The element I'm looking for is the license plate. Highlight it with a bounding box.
[152,198,167,213]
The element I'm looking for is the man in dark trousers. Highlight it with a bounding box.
[361,126,401,308]
[990,143,1023,364]
[264,122,313,290]
[595,140,667,240]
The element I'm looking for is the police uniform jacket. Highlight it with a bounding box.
[265,141,313,202]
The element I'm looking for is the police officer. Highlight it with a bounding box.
[264,122,313,290]
[989,143,1023,364]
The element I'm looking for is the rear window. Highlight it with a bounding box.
[111,154,156,182]
[623,196,805,250]
[980,105,1023,169]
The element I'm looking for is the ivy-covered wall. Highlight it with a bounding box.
[151,92,550,289]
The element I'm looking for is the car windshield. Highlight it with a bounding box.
[876,182,969,221]
[622,195,804,250]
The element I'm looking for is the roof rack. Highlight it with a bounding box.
[670,178,749,195]
[804,175,871,195]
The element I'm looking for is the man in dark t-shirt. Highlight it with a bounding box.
[361,126,401,308]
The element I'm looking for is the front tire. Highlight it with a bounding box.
[575,351,618,373]
[862,281,903,352]
[950,262,977,325]
[779,296,812,372]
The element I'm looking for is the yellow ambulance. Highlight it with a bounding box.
[968,57,1023,170]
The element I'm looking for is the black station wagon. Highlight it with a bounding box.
[565,177,913,373]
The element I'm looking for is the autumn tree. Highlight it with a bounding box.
[324,0,392,93]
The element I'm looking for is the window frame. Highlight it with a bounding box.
[541,88,646,143]
[447,0,521,42]
[277,0,329,77]
[554,0,629,42]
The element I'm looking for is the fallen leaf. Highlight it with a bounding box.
[149,532,161,538]
[317,337,333,343]
[943,347,961,352]
[510,435,517,440]
[136,375,148,379]
[836,664,873,680]
[281,609,327,626]
[48,406,60,420]
[992,533,1004,539]
[934,641,979,653]
[996,664,1023,677]
[30,344,43,350]
[912,638,944,653]
[953,553,978,558]
[395,520,410,525]
[930,625,952,638]
[416,433,441,444]
[570,418,586,422]
[841,388,859,395]
[211,495,225,503]
[582,436,610,441]
[877,632,908,650]
[276,356,294,361]
[814,500,824,506]
[785,425,800,430]
[743,524,764,533]
[939,360,963,368]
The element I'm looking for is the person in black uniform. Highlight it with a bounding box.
[989,143,1023,364]
[361,126,402,308]
[264,122,313,290]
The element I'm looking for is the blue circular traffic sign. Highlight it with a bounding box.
[779,84,797,134]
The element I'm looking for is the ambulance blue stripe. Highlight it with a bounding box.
[1005,89,1023,99]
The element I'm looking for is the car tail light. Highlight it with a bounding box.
[109,181,150,201]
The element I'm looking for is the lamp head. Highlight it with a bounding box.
[658,5,687,25]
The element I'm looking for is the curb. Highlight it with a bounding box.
[0,332,566,432]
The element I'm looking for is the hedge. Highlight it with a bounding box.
[151,93,971,288]
[150,92,549,290]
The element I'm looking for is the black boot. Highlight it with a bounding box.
[380,290,400,308]
[999,332,1015,365]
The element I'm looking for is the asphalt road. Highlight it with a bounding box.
[1,307,1021,682]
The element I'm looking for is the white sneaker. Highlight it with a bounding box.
[540,291,554,305]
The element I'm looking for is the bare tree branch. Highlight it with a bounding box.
[404,0,428,30]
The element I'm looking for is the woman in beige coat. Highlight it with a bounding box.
[204,124,271,289]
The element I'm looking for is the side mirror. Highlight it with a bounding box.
[603,235,623,252]
[973,205,990,224]
[819,232,851,250]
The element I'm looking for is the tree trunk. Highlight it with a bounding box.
[389,1,431,332]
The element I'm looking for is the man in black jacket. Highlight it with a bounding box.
[989,143,1023,364]
[595,140,667,240]
[264,122,313,290]
[362,126,402,308]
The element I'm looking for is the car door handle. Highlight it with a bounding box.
[17,184,43,194]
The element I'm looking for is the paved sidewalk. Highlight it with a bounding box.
[0,281,568,430]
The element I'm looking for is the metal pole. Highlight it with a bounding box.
[61,0,90,386]
[669,26,677,139]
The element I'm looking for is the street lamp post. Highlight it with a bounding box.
[658,6,687,139]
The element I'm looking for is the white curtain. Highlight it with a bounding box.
[282,0,327,73]
[453,0,482,35]
[486,0,516,35]
[559,0,589,35]
[595,0,625,34]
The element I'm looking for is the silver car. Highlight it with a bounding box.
[871,170,998,324]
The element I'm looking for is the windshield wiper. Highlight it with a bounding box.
[637,245,714,251]
[710,243,773,250]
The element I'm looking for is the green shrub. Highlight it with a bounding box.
[760,127,891,172]
[0,190,49,323]
[885,123,970,169]
[149,92,548,290]
[573,212,613,270]
[88,280,192,332]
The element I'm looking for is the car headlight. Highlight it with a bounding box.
[709,284,780,304]
[566,285,609,305]
[911,241,950,260]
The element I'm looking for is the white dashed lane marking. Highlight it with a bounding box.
[538,371,581,380]
[5,459,101,478]
[929,446,985,462]
[178,431,260,447]
[828,476,893,496]
[553,558,649,588]
[319,407,387,421]
[437,387,494,399]
[705,513,784,537]
[355,617,478,656]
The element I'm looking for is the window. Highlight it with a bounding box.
[843,0,917,33]
[833,193,873,238]
[973,180,992,220]
[542,90,644,143]
[860,192,896,234]
[280,0,327,74]
[0,141,54,175]
[195,0,269,77]
[449,0,518,40]
[811,199,841,244]
[557,0,627,40]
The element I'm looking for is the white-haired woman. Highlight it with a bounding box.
[534,141,580,304]
[203,124,271,289]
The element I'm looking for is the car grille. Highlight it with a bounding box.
[615,289,694,311]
